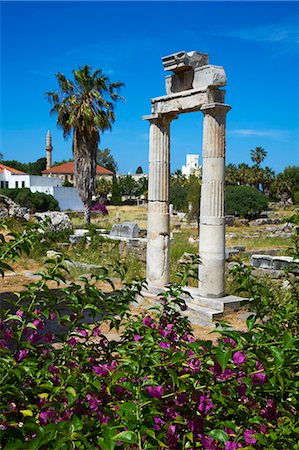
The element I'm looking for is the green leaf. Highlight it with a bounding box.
[112,431,137,444]
[207,429,229,443]
[246,314,256,331]
[216,348,232,371]
[270,346,284,368]
[66,386,77,397]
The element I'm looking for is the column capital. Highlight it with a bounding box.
[200,102,231,116]
[142,113,178,125]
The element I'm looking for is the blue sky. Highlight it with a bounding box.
[1,1,298,174]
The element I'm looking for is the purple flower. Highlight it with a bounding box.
[159,341,170,349]
[49,312,56,320]
[39,409,55,425]
[33,318,44,329]
[93,364,109,377]
[93,326,101,336]
[233,351,246,365]
[220,337,236,349]
[198,394,215,415]
[16,349,29,361]
[77,329,88,338]
[244,430,257,445]
[154,416,165,430]
[133,334,142,341]
[67,337,78,346]
[146,385,164,399]
[261,399,278,422]
[142,316,155,328]
[202,435,218,450]
[225,442,242,449]
[252,361,267,384]
[237,382,246,398]
[16,310,24,317]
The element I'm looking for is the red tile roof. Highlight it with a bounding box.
[0,163,27,175]
[42,161,113,175]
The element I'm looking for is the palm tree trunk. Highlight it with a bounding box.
[84,203,91,224]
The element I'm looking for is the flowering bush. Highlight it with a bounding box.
[91,203,109,215]
[0,223,298,449]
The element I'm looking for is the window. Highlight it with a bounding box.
[5,182,8,188]
[15,181,19,188]
[22,181,25,188]
[0,181,3,189]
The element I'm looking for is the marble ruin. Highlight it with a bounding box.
[144,51,231,298]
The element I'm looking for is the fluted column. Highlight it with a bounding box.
[146,114,175,291]
[199,103,231,298]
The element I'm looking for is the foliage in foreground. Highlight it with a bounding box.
[0,225,298,449]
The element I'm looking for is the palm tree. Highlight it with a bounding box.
[250,146,267,167]
[47,65,123,223]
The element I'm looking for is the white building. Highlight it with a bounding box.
[0,163,84,211]
[182,154,201,177]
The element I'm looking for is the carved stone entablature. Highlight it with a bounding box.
[207,88,226,104]
[162,51,226,95]
[151,89,209,115]
[162,51,209,73]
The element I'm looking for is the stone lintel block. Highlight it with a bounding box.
[193,65,226,89]
[165,65,226,95]
[151,89,209,115]
[162,51,209,73]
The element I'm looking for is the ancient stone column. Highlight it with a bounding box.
[199,103,231,298]
[146,114,174,291]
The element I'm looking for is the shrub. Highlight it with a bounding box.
[0,188,59,212]
[226,185,268,219]
[91,203,109,215]
[0,222,298,449]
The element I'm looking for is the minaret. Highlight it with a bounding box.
[46,130,53,170]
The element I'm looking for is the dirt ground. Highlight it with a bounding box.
[1,268,248,342]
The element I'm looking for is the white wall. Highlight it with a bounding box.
[52,187,84,211]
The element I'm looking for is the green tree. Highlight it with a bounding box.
[250,146,267,167]
[226,185,268,219]
[27,157,47,175]
[96,177,112,203]
[110,176,122,205]
[97,148,118,173]
[47,65,123,223]
[136,166,143,174]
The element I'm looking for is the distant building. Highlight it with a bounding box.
[182,154,201,177]
[42,130,113,183]
[42,161,113,184]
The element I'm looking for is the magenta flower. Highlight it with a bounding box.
[233,351,246,365]
[146,385,164,399]
[93,364,109,376]
[142,316,155,328]
[16,349,29,361]
[198,394,215,415]
[154,415,165,430]
[159,341,170,349]
[252,361,267,384]
[244,430,257,445]
[93,326,101,336]
[39,409,55,425]
[33,318,44,329]
[225,442,242,449]
[77,329,88,338]
[49,312,56,320]
[16,310,24,317]
[133,334,142,341]
[67,337,78,346]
